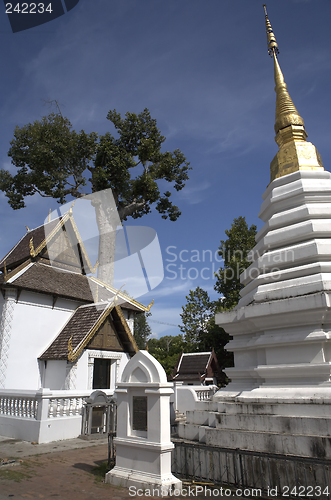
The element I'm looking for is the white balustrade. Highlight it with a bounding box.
[0,389,114,443]
[0,395,38,419]
[0,389,114,421]
[195,386,218,401]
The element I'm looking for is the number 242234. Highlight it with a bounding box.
[6,3,53,14]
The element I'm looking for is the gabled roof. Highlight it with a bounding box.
[171,351,220,383]
[40,302,138,361]
[0,217,60,271]
[0,212,153,313]
[0,261,152,312]
[0,212,95,274]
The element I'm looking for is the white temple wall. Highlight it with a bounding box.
[4,290,81,390]
[43,360,67,390]
[41,350,131,392]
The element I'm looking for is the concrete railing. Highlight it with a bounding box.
[195,386,218,401]
[0,388,114,443]
[171,384,218,414]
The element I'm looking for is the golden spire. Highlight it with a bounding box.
[263,4,305,139]
[263,5,324,181]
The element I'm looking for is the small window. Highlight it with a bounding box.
[93,359,111,389]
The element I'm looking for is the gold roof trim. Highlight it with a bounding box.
[89,276,153,312]
[113,305,138,354]
[67,210,97,273]
[27,210,96,274]
[263,5,324,182]
[67,302,139,362]
[3,259,32,284]
[68,302,115,362]
[29,212,70,258]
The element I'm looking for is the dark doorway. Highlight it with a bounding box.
[92,359,111,389]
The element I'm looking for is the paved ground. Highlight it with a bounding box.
[0,436,246,499]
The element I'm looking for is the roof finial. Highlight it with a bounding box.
[263,5,324,182]
[263,4,279,57]
[263,4,305,138]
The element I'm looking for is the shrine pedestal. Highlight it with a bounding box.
[105,350,182,494]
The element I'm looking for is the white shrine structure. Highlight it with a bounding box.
[178,7,331,460]
[106,350,182,494]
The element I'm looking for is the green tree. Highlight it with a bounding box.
[148,335,185,377]
[0,108,190,284]
[179,286,214,352]
[179,286,233,385]
[214,216,257,310]
[133,312,152,350]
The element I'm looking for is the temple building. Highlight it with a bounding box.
[0,210,151,442]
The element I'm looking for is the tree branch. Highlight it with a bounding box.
[118,199,146,220]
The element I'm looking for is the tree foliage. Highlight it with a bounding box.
[179,286,214,351]
[179,286,233,385]
[1,108,191,222]
[133,312,152,350]
[148,335,186,377]
[214,216,257,310]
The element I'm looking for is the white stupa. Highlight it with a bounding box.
[178,6,331,460]
[215,5,330,401]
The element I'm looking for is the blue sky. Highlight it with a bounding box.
[1,0,331,338]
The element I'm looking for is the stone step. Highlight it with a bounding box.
[203,426,331,459]
[215,400,331,418]
[214,412,331,437]
[185,410,212,426]
[175,411,186,423]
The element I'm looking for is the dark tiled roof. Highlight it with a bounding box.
[178,353,211,374]
[1,262,146,311]
[0,218,61,271]
[40,303,137,360]
[40,303,108,360]
[171,352,218,382]
[9,262,94,302]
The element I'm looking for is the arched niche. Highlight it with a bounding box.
[121,350,167,384]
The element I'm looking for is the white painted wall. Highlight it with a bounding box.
[43,360,67,390]
[5,290,81,390]
[41,349,132,391]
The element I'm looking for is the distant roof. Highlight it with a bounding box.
[172,351,220,383]
[40,303,138,361]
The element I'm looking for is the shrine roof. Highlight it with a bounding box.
[39,303,138,361]
[172,351,219,382]
[177,352,211,374]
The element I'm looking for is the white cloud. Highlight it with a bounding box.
[177,181,211,205]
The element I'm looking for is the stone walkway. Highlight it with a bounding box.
[0,437,245,499]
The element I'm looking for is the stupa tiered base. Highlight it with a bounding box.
[179,170,331,459]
